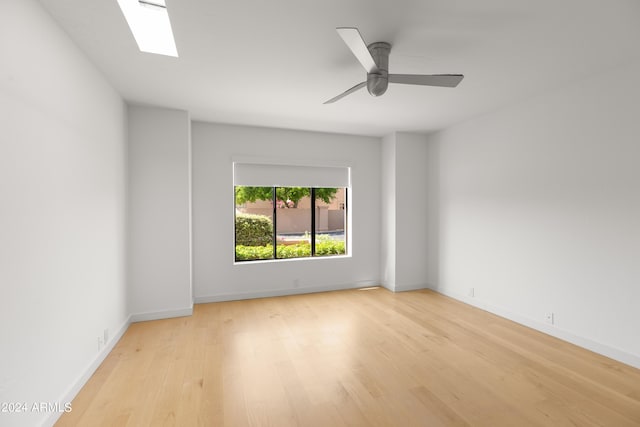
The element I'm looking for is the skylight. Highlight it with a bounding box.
[117,0,178,57]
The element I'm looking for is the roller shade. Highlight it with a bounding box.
[234,162,350,188]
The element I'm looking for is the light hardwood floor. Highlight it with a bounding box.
[56,288,640,426]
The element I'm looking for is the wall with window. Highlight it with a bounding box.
[192,122,381,301]
[425,59,640,367]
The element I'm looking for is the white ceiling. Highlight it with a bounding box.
[39,0,640,136]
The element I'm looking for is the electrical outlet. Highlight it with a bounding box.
[468,287,475,297]
[103,328,109,344]
[545,312,554,325]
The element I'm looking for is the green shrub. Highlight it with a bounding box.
[235,240,346,261]
[316,240,346,256]
[277,243,311,258]
[235,244,273,261]
[235,213,272,246]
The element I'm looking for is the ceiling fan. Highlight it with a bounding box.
[325,27,464,104]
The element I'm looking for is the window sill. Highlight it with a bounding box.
[233,254,351,266]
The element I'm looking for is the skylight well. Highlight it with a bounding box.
[117,0,178,57]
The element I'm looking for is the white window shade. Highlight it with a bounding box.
[234,163,350,188]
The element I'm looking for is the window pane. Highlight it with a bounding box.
[235,186,274,261]
[315,188,347,257]
[275,187,312,259]
[234,186,348,262]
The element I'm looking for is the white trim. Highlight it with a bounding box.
[129,305,193,323]
[194,281,378,304]
[233,254,351,266]
[43,315,132,427]
[435,287,640,370]
[187,112,194,306]
[381,282,428,292]
[231,155,352,169]
[381,281,395,292]
[393,282,429,292]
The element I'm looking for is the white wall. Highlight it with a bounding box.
[0,1,128,426]
[425,59,640,367]
[192,122,381,301]
[380,134,396,289]
[394,133,429,290]
[380,132,429,292]
[127,105,193,320]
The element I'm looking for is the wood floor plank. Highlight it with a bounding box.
[56,288,640,426]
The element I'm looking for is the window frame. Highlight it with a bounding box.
[234,186,349,263]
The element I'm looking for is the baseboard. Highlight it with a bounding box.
[381,282,428,293]
[394,283,429,292]
[44,315,132,427]
[129,305,194,323]
[380,281,395,292]
[435,287,640,370]
[195,281,378,303]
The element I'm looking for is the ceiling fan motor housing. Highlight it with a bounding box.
[366,42,391,96]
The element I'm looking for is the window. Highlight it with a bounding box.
[116,0,179,57]
[234,186,348,261]
[233,162,350,262]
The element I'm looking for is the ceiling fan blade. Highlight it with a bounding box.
[323,81,367,104]
[336,27,379,74]
[389,74,464,88]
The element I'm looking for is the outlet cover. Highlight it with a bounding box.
[545,312,554,325]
